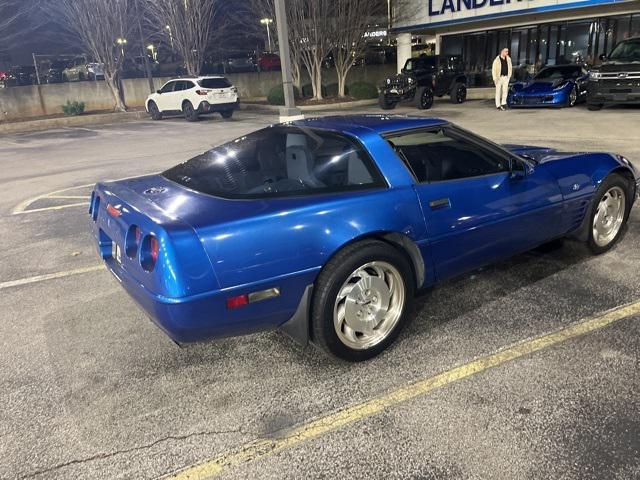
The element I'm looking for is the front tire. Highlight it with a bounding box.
[183,101,199,122]
[220,110,233,119]
[415,86,433,110]
[586,173,631,254]
[311,240,414,362]
[148,101,162,120]
[378,94,396,110]
[566,85,578,107]
[588,102,603,111]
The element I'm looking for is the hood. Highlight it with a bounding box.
[596,62,640,72]
[502,144,586,164]
[518,78,570,92]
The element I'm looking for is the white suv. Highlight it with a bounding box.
[146,76,239,121]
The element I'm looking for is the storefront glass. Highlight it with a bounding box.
[441,13,639,87]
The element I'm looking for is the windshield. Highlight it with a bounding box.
[608,39,640,61]
[162,126,385,198]
[534,65,581,80]
[404,57,436,72]
[199,78,231,88]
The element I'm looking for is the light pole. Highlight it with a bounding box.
[116,38,127,57]
[165,25,174,49]
[147,44,157,62]
[260,18,273,52]
[274,0,302,121]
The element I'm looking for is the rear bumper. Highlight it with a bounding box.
[100,251,317,344]
[198,99,240,113]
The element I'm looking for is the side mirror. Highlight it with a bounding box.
[509,157,528,180]
[599,53,607,61]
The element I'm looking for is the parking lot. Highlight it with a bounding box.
[1,100,639,480]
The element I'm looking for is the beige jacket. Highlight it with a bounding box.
[492,55,513,83]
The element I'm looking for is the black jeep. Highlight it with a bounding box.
[379,55,467,110]
[588,37,640,110]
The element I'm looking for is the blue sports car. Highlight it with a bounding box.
[508,64,589,108]
[90,115,639,361]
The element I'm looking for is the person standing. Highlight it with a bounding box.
[492,47,512,111]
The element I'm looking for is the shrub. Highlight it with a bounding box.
[267,84,301,105]
[62,100,85,116]
[301,83,328,98]
[325,83,349,97]
[348,81,378,100]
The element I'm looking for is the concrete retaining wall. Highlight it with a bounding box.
[0,65,397,122]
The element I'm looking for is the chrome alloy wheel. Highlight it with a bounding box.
[333,261,406,350]
[593,186,625,247]
[569,86,577,106]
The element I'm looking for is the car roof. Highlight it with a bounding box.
[290,115,448,135]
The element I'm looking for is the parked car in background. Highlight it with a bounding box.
[41,60,68,84]
[63,57,105,81]
[379,55,467,110]
[508,64,589,108]
[0,70,8,88]
[223,54,256,73]
[5,66,36,86]
[588,36,640,110]
[146,76,239,122]
[256,52,281,72]
[90,115,639,361]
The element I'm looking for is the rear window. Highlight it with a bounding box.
[162,126,385,198]
[199,78,231,89]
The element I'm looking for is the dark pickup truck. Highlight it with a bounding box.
[588,37,640,110]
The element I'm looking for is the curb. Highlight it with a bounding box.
[242,98,378,113]
[0,110,148,135]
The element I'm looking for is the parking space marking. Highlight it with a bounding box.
[165,300,640,480]
[0,265,103,290]
[12,183,94,215]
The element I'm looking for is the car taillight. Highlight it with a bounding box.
[195,89,209,96]
[226,294,249,309]
[126,225,142,259]
[141,234,160,272]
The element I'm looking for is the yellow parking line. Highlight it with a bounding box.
[166,300,640,480]
[0,265,104,290]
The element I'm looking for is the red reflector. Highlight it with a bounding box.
[150,236,159,263]
[226,294,249,310]
[106,204,121,217]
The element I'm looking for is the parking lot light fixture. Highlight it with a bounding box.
[260,18,274,52]
[116,38,127,56]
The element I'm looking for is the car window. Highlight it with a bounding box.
[160,81,176,93]
[199,78,231,89]
[387,128,509,183]
[162,126,386,198]
[534,66,580,80]
[608,39,640,61]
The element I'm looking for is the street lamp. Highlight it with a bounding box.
[116,38,127,57]
[147,44,157,62]
[165,25,174,49]
[260,18,273,52]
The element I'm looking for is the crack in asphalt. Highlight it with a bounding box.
[17,427,252,480]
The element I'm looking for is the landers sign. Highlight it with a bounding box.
[393,0,623,29]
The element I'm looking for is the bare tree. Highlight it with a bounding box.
[331,0,385,97]
[289,0,332,101]
[46,0,136,112]
[144,0,225,76]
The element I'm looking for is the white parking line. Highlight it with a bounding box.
[11,203,89,215]
[0,265,104,290]
[12,183,94,215]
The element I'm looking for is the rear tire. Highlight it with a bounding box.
[220,110,233,119]
[378,94,396,110]
[183,101,199,122]
[311,240,414,362]
[415,86,433,110]
[148,101,162,121]
[449,82,467,104]
[586,173,632,254]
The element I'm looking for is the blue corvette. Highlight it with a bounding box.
[90,115,639,361]
[508,64,589,108]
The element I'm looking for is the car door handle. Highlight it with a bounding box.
[429,198,451,210]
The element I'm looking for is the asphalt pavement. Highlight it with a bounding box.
[0,100,638,480]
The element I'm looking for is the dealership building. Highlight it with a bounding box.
[392,0,640,85]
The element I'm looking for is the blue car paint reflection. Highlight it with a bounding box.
[90,115,638,345]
